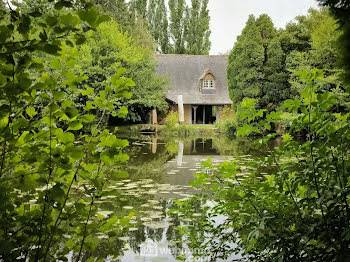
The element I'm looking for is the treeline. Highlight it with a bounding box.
[5,0,175,124]
[92,0,211,55]
[227,8,350,111]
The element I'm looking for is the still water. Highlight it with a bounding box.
[96,135,274,262]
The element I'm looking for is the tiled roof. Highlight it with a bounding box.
[155,54,232,105]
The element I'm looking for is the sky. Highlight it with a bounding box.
[207,0,320,54]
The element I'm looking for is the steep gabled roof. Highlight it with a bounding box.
[155,54,232,105]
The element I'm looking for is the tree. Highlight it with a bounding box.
[261,37,290,109]
[90,0,155,50]
[227,15,265,108]
[184,0,211,55]
[74,20,168,124]
[175,69,350,261]
[147,0,169,53]
[0,1,135,260]
[256,14,276,48]
[316,0,350,85]
[129,0,148,18]
[168,0,187,54]
[92,0,133,30]
[284,9,350,111]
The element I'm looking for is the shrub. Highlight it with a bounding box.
[164,111,179,130]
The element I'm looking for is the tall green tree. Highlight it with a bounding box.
[184,0,211,54]
[129,0,148,19]
[147,0,169,53]
[316,0,350,85]
[168,0,187,54]
[285,9,349,111]
[90,0,156,50]
[228,14,289,109]
[227,15,265,107]
[256,14,276,48]
[262,37,290,109]
[75,20,168,123]
[92,0,133,30]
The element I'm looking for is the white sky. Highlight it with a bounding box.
[207,0,320,54]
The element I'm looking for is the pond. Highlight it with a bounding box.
[88,134,278,262]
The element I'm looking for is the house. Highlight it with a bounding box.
[155,54,232,125]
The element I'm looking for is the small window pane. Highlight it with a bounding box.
[203,80,214,89]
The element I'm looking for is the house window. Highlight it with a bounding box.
[203,80,214,89]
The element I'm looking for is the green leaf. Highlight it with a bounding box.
[65,239,75,249]
[68,121,83,131]
[81,87,94,96]
[84,101,96,111]
[116,67,126,76]
[80,114,95,123]
[119,218,129,227]
[65,107,79,119]
[43,44,61,55]
[53,91,65,101]
[50,59,62,70]
[46,16,58,26]
[26,107,37,118]
[66,59,76,68]
[18,16,31,35]
[58,132,75,144]
[61,100,74,108]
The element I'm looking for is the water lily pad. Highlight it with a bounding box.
[118,236,130,241]
[150,214,163,219]
[148,200,160,204]
[97,210,113,217]
[141,184,154,188]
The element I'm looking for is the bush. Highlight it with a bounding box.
[164,111,179,130]
[215,106,238,135]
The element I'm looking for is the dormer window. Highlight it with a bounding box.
[203,80,214,89]
[200,69,216,94]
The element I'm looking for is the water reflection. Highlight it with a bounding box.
[99,135,276,261]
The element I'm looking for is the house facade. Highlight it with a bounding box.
[155,54,232,125]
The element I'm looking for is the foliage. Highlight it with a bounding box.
[164,111,179,131]
[59,19,168,124]
[228,14,291,109]
[285,9,350,112]
[0,2,135,261]
[215,107,238,136]
[147,0,170,53]
[168,0,187,54]
[228,9,349,111]
[227,15,265,108]
[91,0,156,51]
[316,0,350,85]
[174,69,350,261]
[262,37,290,110]
[183,0,211,55]
[94,0,212,55]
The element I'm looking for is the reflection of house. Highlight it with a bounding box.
[155,55,232,125]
